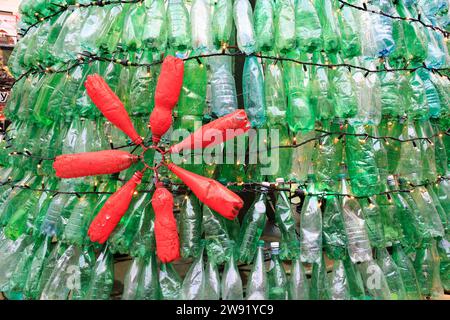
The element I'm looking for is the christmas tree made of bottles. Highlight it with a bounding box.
[0,0,449,300]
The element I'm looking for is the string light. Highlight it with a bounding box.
[12,49,450,87]
[337,0,449,38]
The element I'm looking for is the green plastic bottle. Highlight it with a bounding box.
[202,205,233,265]
[274,190,299,260]
[177,55,207,117]
[136,252,161,300]
[254,0,275,52]
[375,247,407,300]
[392,243,422,300]
[414,240,444,299]
[322,195,348,260]
[314,0,340,54]
[85,246,114,300]
[159,263,182,300]
[294,0,322,53]
[284,49,315,133]
[237,186,268,264]
[167,0,191,51]
[243,56,266,128]
[268,242,288,300]
[212,0,233,48]
[310,253,331,300]
[274,0,296,53]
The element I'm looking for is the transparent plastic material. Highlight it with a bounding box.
[246,241,268,300]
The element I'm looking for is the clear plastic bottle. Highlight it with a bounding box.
[210,58,238,118]
[392,242,422,300]
[289,257,310,300]
[204,257,221,300]
[338,171,373,263]
[330,260,350,300]
[246,240,268,300]
[181,241,206,299]
[299,174,322,264]
[233,0,256,54]
[221,247,243,300]
[375,247,407,300]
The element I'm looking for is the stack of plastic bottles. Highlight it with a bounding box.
[0,0,449,300]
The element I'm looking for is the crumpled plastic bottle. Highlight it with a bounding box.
[122,257,144,300]
[299,174,322,264]
[274,191,299,260]
[159,263,182,300]
[336,4,361,59]
[179,194,202,259]
[375,247,407,300]
[295,0,322,53]
[182,241,206,299]
[243,56,266,128]
[392,242,422,300]
[204,257,221,300]
[409,185,445,239]
[436,239,450,292]
[267,242,288,300]
[190,0,213,52]
[246,240,268,300]
[414,240,445,298]
[40,245,81,300]
[313,122,343,191]
[265,61,286,127]
[338,171,373,263]
[366,0,396,57]
[284,49,315,133]
[327,54,358,119]
[108,192,151,255]
[212,0,233,47]
[136,252,161,300]
[23,237,52,300]
[350,58,382,126]
[330,260,350,300]
[357,259,391,300]
[233,0,257,54]
[254,0,275,52]
[310,253,330,300]
[167,0,191,51]
[342,256,366,299]
[237,189,268,264]
[314,0,341,54]
[177,55,207,117]
[274,0,296,53]
[221,248,243,300]
[210,57,238,118]
[322,195,348,260]
[289,257,310,300]
[85,246,114,300]
[346,124,381,197]
[202,205,233,265]
[62,192,97,247]
[142,0,167,51]
[387,177,422,249]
